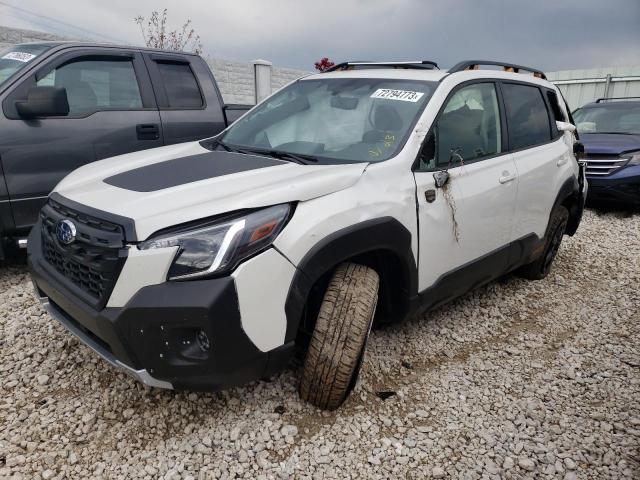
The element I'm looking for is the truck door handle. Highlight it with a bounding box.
[499,172,516,184]
[557,157,568,167]
[136,123,160,141]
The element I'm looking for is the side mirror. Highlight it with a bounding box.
[15,86,70,118]
[556,121,576,133]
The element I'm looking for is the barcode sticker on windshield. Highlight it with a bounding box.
[2,52,36,63]
[371,88,424,102]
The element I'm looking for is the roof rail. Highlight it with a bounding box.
[595,97,640,103]
[324,61,439,72]
[448,60,547,80]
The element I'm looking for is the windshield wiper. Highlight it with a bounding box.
[212,140,319,165]
[213,139,252,154]
[265,150,319,165]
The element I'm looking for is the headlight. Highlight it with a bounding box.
[139,204,291,280]
[626,150,640,166]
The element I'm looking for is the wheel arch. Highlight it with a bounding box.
[284,217,418,345]
[553,175,583,236]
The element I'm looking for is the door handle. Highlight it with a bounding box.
[499,172,516,184]
[557,157,568,167]
[136,123,160,141]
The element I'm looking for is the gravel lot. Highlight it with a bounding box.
[1,208,639,480]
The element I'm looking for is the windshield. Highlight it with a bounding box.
[573,103,640,135]
[0,44,53,90]
[220,78,436,163]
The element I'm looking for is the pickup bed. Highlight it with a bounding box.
[0,42,251,257]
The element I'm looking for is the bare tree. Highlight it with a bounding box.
[134,9,203,54]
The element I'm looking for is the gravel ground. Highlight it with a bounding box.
[1,208,639,480]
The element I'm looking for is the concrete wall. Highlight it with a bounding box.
[1,25,310,105]
[0,25,74,49]
[547,66,640,110]
[205,57,309,105]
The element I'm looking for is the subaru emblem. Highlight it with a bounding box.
[56,219,77,245]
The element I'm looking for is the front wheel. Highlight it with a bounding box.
[518,206,569,280]
[299,263,379,410]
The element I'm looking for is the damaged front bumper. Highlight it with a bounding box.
[37,295,172,388]
[28,226,293,391]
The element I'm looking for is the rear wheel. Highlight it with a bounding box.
[299,263,379,410]
[518,206,569,280]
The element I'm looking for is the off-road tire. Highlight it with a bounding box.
[518,206,569,280]
[299,263,379,410]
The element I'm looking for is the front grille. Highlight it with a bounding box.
[584,155,628,176]
[40,199,126,308]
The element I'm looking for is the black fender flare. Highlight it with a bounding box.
[551,175,583,236]
[283,217,418,342]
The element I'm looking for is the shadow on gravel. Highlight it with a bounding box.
[0,249,27,269]
[587,202,639,218]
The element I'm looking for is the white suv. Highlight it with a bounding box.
[28,60,587,409]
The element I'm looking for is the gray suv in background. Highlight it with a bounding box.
[0,42,250,258]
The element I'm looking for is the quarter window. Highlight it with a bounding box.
[546,90,565,122]
[36,58,143,115]
[155,62,203,108]
[419,83,502,170]
[502,83,551,149]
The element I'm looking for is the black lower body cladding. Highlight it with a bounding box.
[28,225,292,390]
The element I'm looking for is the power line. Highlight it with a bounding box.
[0,0,128,44]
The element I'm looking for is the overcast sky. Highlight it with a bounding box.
[2,0,639,71]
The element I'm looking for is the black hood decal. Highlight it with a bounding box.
[103,151,286,192]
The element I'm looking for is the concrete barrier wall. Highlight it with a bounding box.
[204,57,309,105]
[0,25,75,49]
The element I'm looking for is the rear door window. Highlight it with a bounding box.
[502,83,552,150]
[155,61,203,109]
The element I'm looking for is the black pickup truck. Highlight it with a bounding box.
[0,42,250,257]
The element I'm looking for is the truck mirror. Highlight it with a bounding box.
[15,86,70,119]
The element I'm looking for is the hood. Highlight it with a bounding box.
[580,133,640,156]
[54,141,368,241]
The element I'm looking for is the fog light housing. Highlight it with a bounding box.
[196,329,210,352]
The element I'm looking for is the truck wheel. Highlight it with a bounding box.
[299,263,379,410]
[518,206,569,280]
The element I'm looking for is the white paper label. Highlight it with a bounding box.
[2,52,36,63]
[371,88,424,103]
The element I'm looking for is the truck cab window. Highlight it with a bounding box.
[155,62,203,109]
[36,59,143,115]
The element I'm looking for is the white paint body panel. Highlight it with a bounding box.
[106,246,178,308]
[54,142,367,241]
[512,135,577,239]
[231,248,297,352]
[413,154,518,290]
[273,157,419,269]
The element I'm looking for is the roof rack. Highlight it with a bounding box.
[448,60,547,80]
[324,61,439,72]
[595,97,640,103]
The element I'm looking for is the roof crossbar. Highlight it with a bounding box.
[595,97,640,103]
[448,60,547,80]
[324,61,439,72]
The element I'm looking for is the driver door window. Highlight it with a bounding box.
[36,58,143,116]
[419,83,502,170]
